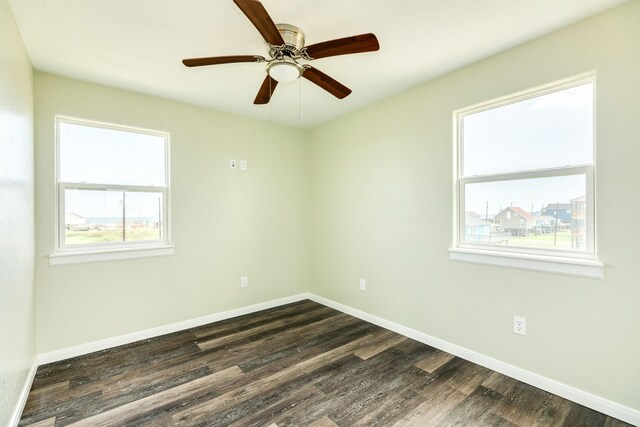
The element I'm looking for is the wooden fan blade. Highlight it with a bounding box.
[254,75,278,104]
[304,33,379,60]
[302,67,352,99]
[233,0,284,46]
[182,55,264,67]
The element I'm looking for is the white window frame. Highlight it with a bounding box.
[50,116,174,265]
[449,73,603,279]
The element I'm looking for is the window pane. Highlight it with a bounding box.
[125,192,163,242]
[463,83,593,176]
[463,174,587,251]
[59,122,166,186]
[64,189,124,245]
[64,189,164,245]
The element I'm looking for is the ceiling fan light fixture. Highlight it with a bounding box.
[267,59,303,84]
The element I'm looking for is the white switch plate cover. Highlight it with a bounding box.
[240,276,248,288]
[513,316,526,336]
[359,279,366,291]
[240,160,247,170]
[230,159,237,169]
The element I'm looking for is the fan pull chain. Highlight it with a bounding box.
[268,77,272,122]
[298,78,303,120]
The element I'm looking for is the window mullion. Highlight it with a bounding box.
[462,165,591,185]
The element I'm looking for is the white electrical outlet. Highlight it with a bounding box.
[230,159,237,169]
[359,279,366,291]
[513,316,526,336]
[240,160,247,170]
[240,276,248,288]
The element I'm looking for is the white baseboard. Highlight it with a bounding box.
[307,293,640,426]
[37,293,310,365]
[10,360,38,427]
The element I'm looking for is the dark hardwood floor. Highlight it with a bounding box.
[19,300,631,426]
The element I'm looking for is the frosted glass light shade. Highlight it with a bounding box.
[267,61,302,83]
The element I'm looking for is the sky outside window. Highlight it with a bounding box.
[463,83,593,177]
[59,122,166,186]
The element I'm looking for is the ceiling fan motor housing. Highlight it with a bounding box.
[270,23,305,58]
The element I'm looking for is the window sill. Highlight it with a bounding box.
[448,248,603,279]
[49,245,175,266]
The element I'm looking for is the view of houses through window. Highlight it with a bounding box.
[464,198,587,251]
[463,173,588,251]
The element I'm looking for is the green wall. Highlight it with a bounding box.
[34,73,308,353]
[308,1,640,411]
[0,0,35,424]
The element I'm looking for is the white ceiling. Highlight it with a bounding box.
[9,0,627,128]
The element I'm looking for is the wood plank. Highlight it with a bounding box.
[198,306,339,351]
[197,319,287,350]
[414,347,455,374]
[225,384,325,427]
[20,391,102,426]
[436,385,504,426]
[351,387,426,426]
[68,365,244,426]
[21,381,70,415]
[313,333,411,395]
[34,332,201,390]
[392,383,467,426]
[493,381,555,425]
[328,369,429,426]
[205,356,359,427]
[192,299,323,339]
[270,355,366,426]
[530,395,574,427]
[352,329,408,360]
[482,371,519,395]
[308,416,339,427]
[430,356,493,395]
[21,417,56,427]
[604,417,636,427]
[475,411,519,426]
[314,347,433,426]
[121,412,177,427]
[561,404,608,426]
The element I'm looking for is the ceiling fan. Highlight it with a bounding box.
[182,0,380,105]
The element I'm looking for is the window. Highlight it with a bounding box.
[450,74,603,278]
[50,117,173,265]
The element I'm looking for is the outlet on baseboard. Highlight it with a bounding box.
[513,316,526,336]
[359,279,366,291]
[240,276,248,288]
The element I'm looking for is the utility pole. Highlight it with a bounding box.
[553,202,559,245]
